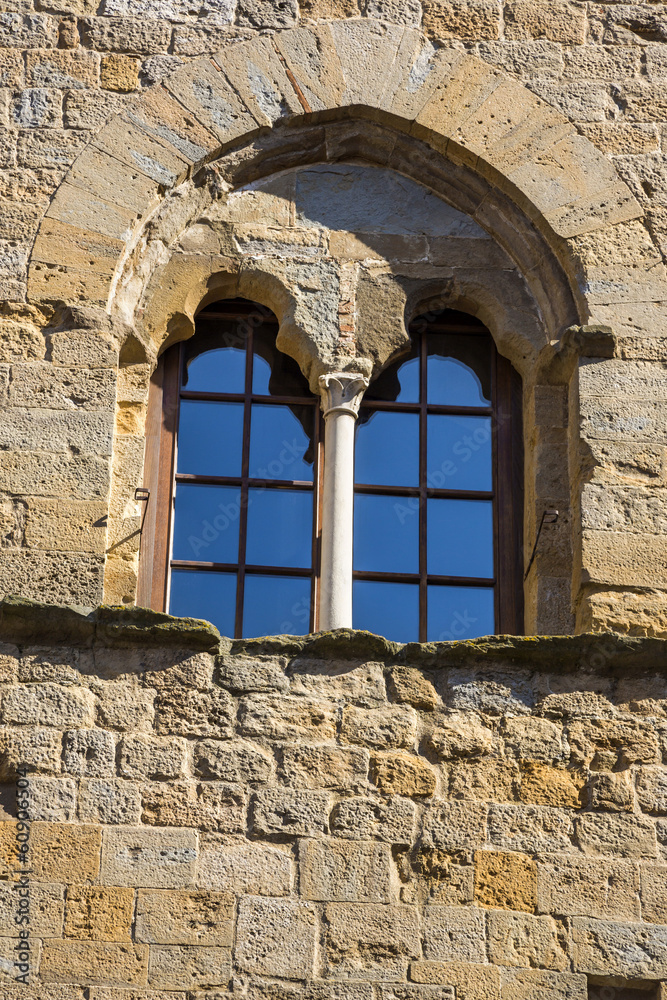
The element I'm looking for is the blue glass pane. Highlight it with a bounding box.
[396,357,420,402]
[243,575,312,637]
[427,415,492,491]
[249,404,314,482]
[353,581,419,643]
[428,499,494,578]
[428,585,495,642]
[177,401,244,477]
[427,333,491,406]
[172,485,240,564]
[182,346,246,393]
[169,569,236,637]
[252,354,272,394]
[356,412,419,487]
[246,489,313,569]
[354,494,418,573]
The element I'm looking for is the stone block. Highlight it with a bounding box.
[637,768,667,815]
[422,1,500,40]
[24,498,109,555]
[136,889,234,945]
[0,726,61,780]
[141,781,245,834]
[216,653,289,693]
[447,759,519,803]
[324,902,420,979]
[26,49,99,89]
[17,127,89,170]
[386,667,438,711]
[299,837,394,902]
[198,837,293,895]
[239,694,336,742]
[273,23,347,115]
[422,905,486,963]
[96,682,155,733]
[148,945,232,990]
[41,940,149,987]
[576,813,657,859]
[100,827,197,888]
[236,0,298,28]
[193,739,273,783]
[640,863,667,924]
[410,961,501,999]
[79,16,172,54]
[0,879,63,936]
[0,934,42,985]
[444,669,535,717]
[568,718,660,770]
[504,1,585,43]
[421,801,487,849]
[64,886,135,941]
[425,712,496,760]
[488,804,575,854]
[537,855,640,920]
[330,795,415,844]
[328,18,406,107]
[0,50,24,88]
[21,776,76,822]
[300,0,359,16]
[155,685,234,739]
[163,58,259,151]
[0,13,58,48]
[341,704,417,750]
[571,916,667,978]
[251,788,330,837]
[64,146,158,217]
[500,969,587,1000]
[0,407,113,456]
[278,745,369,790]
[2,682,95,728]
[31,218,124,277]
[288,660,385,708]
[213,35,302,129]
[100,54,139,92]
[79,779,142,825]
[63,728,115,777]
[501,716,566,763]
[474,851,536,912]
[31,822,102,882]
[590,771,634,813]
[363,0,421,26]
[119,735,187,781]
[125,85,220,164]
[487,911,568,970]
[519,763,586,809]
[235,897,317,978]
[7,362,116,411]
[370,752,437,797]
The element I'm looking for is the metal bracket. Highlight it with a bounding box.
[524,509,559,581]
[134,488,151,540]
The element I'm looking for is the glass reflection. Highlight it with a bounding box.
[177,401,244,477]
[243,575,312,637]
[427,415,492,492]
[246,488,312,569]
[169,569,236,637]
[354,494,418,573]
[427,585,495,641]
[428,499,494,579]
[356,411,419,487]
[172,484,240,564]
[365,341,419,405]
[182,336,246,394]
[353,581,419,643]
[252,324,312,397]
[427,333,491,406]
[249,404,314,482]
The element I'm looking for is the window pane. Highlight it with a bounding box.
[427,415,492,491]
[252,323,311,397]
[428,499,494,578]
[246,488,312,568]
[354,494,418,573]
[243,575,312,637]
[249,404,314,482]
[353,581,419,643]
[172,485,240,564]
[428,585,495,641]
[356,411,419,487]
[427,333,491,406]
[177,401,244,477]
[169,569,236,637]
[182,346,246,394]
[396,357,420,402]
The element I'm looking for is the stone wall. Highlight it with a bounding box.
[1,599,667,997]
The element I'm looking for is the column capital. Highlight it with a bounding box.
[318,372,369,419]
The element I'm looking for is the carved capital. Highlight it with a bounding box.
[318,372,369,419]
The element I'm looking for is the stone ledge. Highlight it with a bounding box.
[1,597,666,674]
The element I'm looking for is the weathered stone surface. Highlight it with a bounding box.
[502,716,566,764]
[2,682,95,727]
[65,886,134,941]
[341,705,417,750]
[425,712,496,760]
[422,905,486,963]
[141,780,245,833]
[422,801,487,849]
[251,788,330,836]
[640,863,667,924]
[589,771,634,813]
[410,960,501,999]
[20,775,76,821]
[119,734,187,780]
[100,827,197,888]
[422,0,500,41]
[386,667,438,711]
[474,850,536,912]
[32,822,102,882]
[487,911,568,970]
[0,725,61,779]
[278,744,369,790]
[499,969,586,1000]
[571,916,667,978]
[198,837,293,895]
[324,902,421,979]
[63,728,115,777]
[194,739,273,782]
[78,778,142,825]
[299,837,394,902]
[576,813,657,859]
[370,752,437,797]
[239,694,336,741]
[488,805,575,853]
[236,897,317,978]
[41,940,149,987]
[519,763,585,809]
[136,889,234,945]
[148,945,232,990]
[0,879,63,936]
[537,855,640,920]
[331,795,416,844]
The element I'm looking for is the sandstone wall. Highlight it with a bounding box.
[0,601,666,997]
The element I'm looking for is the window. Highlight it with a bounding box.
[140,300,522,640]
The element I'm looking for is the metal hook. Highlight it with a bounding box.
[524,509,559,581]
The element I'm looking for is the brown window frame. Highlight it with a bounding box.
[139,303,523,639]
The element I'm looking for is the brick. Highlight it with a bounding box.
[64,885,134,941]
[41,940,149,987]
[198,838,292,895]
[422,905,486,963]
[148,945,231,990]
[487,911,568,970]
[63,729,115,777]
[576,813,657,859]
[119,735,187,780]
[370,752,437,797]
[340,704,417,749]
[31,822,101,882]
[136,889,233,945]
[537,855,640,920]
[475,851,536,912]
[572,916,667,978]
[330,795,416,844]
[236,897,317,978]
[324,902,420,979]
[100,827,197,889]
[251,788,330,837]
[299,837,394,902]
[194,739,273,783]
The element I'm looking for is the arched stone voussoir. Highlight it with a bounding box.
[27,16,643,320]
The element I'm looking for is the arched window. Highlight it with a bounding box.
[140,301,522,640]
